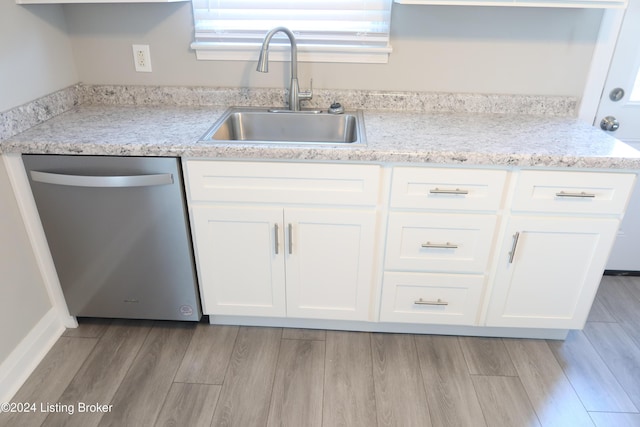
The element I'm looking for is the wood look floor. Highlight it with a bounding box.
[2,275,640,427]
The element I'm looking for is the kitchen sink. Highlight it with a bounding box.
[199,107,366,145]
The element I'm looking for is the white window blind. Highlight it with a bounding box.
[190,0,393,63]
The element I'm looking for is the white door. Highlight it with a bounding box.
[598,0,640,271]
[284,208,377,321]
[191,206,287,317]
[486,216,619,329]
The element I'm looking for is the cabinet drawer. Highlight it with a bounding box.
[380,272,484,325]
[390,167,507,211]
[185,161,380,205]
[512,170,635,215]
[385,212,497,273]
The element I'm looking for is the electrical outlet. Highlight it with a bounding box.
[132,44,152,73]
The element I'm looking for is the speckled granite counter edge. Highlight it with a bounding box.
[0,84,578,146]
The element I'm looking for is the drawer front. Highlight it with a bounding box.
[390,167,507,211]
[380,272,484,325]
[385,212,498,273]
[512,170,636,215]
[186,161,380,205]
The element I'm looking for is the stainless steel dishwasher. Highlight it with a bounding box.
[22,155,201,321]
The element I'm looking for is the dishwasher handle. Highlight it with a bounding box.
[30,170,174,188]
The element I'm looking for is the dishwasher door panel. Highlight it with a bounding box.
[22,155,201,321]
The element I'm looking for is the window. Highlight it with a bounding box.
[190,0,393,63]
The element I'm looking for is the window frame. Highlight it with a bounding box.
[190,0,393,64]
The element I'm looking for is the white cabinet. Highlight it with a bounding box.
[380,272,486,325]
[192,206,286,317]
[284,208,377,320]
[486,216,619,329]
[186,160,635,335]
[385,212,498,273]
[486,170,635,329]
[380,167,506,326]
[186,160,380,322]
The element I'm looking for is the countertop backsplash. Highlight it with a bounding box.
[0,84,578,143]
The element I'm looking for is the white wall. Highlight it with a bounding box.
[63,3,602,97]
[0,2,78,112]
[0,1,77,368]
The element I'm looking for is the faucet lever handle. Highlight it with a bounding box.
[300,78,313,100]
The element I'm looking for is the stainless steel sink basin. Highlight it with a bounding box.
[200,107,366,145]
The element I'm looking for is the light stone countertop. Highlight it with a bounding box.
[3,104,640,170]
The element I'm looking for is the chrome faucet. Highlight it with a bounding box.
[256,27,313,112]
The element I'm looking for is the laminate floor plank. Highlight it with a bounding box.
[42,320,153,427]
[211,326,282,427]
[548,330,637,413]
[587,289,617,323]
[281,328,326,341]
[471,376,541,427]
[583,322,640,411]
[267,339,324,427]
[596,277,640,347]
[371,333,431,427]
[96,322,195,427]
[323,331,377,427]
[414,335,486,427]
[154,383,221,427]
[0,337,97,427]
[459,336,517,376]
[62,318,112,338]
[174,324,238,385]
[589,412,640,427]
[504,338,595,427]
[621,276,640,301]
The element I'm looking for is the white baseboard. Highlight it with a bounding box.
[0,308,65,403]
[209,315,570,340]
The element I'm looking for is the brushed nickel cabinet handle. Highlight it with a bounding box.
[429,188,469,195]
[288,223,293,255]
[414,298,449,306]
[421,242,458,249]
[556,191,596,198]
[508,232,520,264]
[274,223,279,255]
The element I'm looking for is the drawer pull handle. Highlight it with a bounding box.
[421,242,458,249]
[508,232,520,264]
[288,223,293,255]
[274,223,279,254]
[429,188,469,195]
[414,298,449,306]
[556,191,596,198]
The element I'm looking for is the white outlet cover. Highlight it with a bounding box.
[132,44,152,73]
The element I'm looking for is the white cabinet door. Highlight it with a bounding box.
[191,206,286,317]
[284,208,377,321]
[486,216,619,329]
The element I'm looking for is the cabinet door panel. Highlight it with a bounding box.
[486,216,619,329]
[191,206,286,317]
[284,208,377,321]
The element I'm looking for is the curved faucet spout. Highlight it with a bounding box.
[256,27,312,111]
